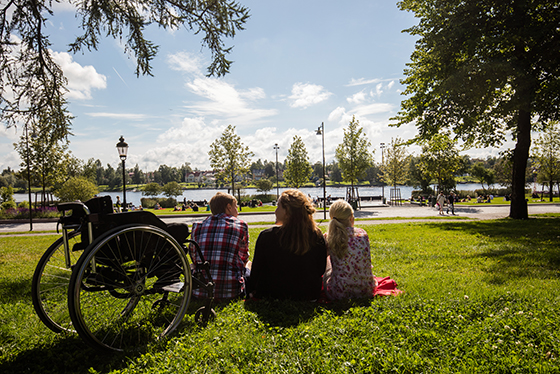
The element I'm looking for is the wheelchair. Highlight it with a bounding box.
[31,196,215,352]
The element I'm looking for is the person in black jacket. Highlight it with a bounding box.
[246,189,327,301]
[446,192,456,215]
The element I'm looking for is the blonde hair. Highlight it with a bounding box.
[209,192,236,215]
[325,200,354,258]
[278,189,320,255]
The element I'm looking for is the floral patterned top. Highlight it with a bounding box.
[324,227,375,301]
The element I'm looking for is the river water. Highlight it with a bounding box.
[14,183,488,206]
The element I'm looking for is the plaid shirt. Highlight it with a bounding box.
[191,213,249,300]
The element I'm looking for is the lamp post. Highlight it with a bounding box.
[380,142,386,205]
[116,136,129,212]
[25,125,33,231]
[316,122,326,219]
[274,143,280,202]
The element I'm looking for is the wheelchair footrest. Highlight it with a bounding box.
[160,282,184,293]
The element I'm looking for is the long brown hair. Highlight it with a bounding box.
[278,189,320,255]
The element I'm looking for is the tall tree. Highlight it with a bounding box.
[419,133,462,193]
[1,1,249,146]
[209,125,253,196]
[406,156,433,193]
[162,181,183,199]
[83,158,99,183]
[532,122,560,201]
[471,162,496,192]
[379,137,410,189]
[394,0,560,219]
[14,126,68,205]
[329,161,343,183]
[142,182,162,197]
[335,116,374,195]
[283,135,312,188]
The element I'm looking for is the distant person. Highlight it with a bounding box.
[115,196,122,212]
[437,193,446,215]
[446,192,456,215]
[246,189,327,301]
[190,192,249,301]
[323,200,375,301]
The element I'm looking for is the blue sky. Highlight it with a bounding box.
[0,0,508,173]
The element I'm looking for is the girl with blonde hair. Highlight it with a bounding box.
[246,189,327,300]
[323,199,375,300]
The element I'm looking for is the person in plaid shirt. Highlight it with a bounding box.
[191,192,249,300]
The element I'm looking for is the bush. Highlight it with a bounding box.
[140,197,177,208]
[54,177,99,202]
[244,194,276,204]
[1,200,16,210]
[141,197,157,209]
[0,206,59,219]
[1,185,16,210]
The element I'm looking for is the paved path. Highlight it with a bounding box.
[2,203,559,234]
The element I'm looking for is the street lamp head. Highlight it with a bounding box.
[116,136,129,161]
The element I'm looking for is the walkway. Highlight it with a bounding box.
[2,203,559,234]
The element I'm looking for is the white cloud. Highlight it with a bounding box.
[375,83,384,97]
[240,87,266,101]
[52,51,107,100]
[288,83,332,109]
[52,0,76,12]
[328,107,347,123]
[347,90,367,104]
[167,52,203,75]
[85,112,149,120]
[0,125,19,140]
[0,149,21,171]
[354,103,394,117]
[141,118,233,170]
[347,78,382,87]
[347,77,400,88]
[185,78,276,124]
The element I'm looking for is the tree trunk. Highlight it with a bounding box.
[509,109,531,219]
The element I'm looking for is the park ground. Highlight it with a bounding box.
[1,203,560,372]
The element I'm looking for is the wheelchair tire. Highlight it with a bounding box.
[68,224,192,352]
[31,230,83,333]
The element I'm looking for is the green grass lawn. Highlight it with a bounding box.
[1,217,560,373]
[455,195,560,206]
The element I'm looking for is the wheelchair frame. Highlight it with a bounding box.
[31,196,215,352]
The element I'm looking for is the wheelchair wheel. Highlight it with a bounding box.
[68,224,192,352]
[31,230,83,333]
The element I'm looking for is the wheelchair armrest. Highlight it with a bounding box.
[57,201,85,213]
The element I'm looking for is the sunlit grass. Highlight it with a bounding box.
[1,218,560,373]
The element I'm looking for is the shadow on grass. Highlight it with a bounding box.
[0,300,212,374]
[0,278,31,304]
[424,217,560,283]
[243,298,375,327]
[0,335,133,374]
